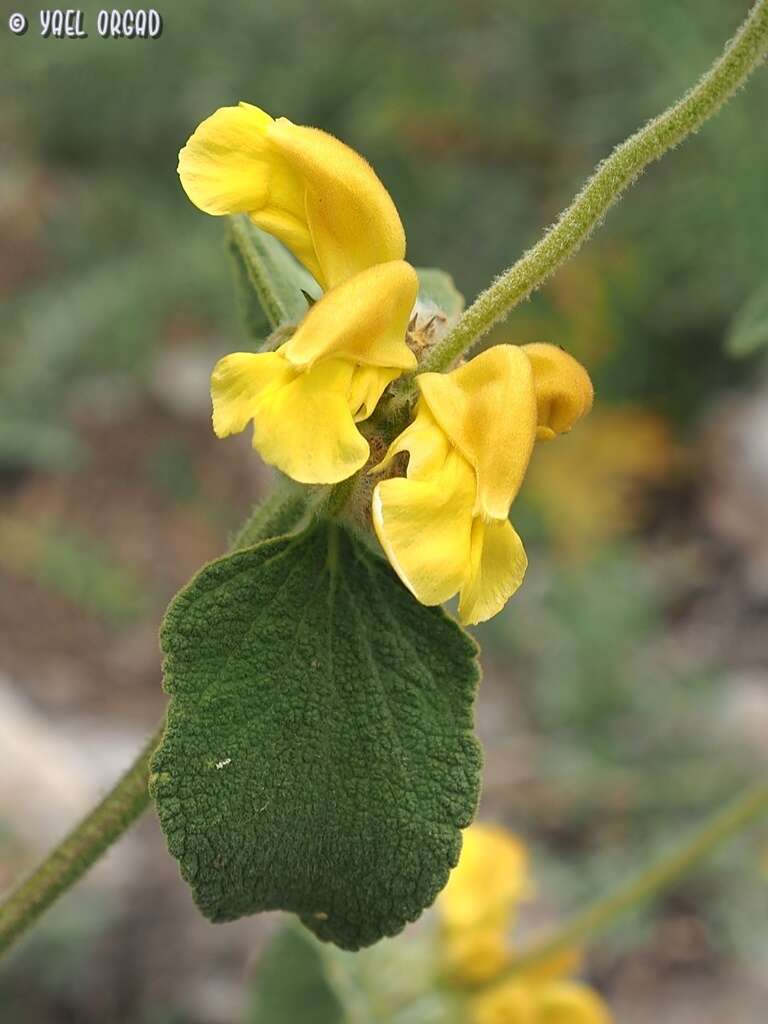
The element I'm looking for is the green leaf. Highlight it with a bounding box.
[229,214,321,331]
[228,233,270,342]
[415,268,465,325]
[319,929,458,1024]
[229,478,313,551]
[150,522,481,950]
[245,925,343,1024]
[725,282,768,358]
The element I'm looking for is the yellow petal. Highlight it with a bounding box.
[178,103,322,282]
[210,351,294,438]
[373,400,452,480]
[534,981,613,1024]
[519,947,583,988]
[458,518,528,626]
[178,103,278,215]
[418,345,538,520]
[249,206,323,286]
[471,980,537,1024]
[268,117,406,288]
[209,264,415,483]
[283,261,418,372]
[439,825,530,933]
[521,344,594,441]
[252,357,370,484]
[178,103,406,290]
[348,364,401,423]
[444,927,511,985]
[372,446,476,606]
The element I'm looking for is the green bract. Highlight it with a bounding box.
[416,266,465,327]
[229,213,322,333]
[246,921,454,1024]
[726,279,768,357]
[150,521,481,948]
[246,926,344,1024]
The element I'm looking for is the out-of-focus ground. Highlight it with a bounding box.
[2,1,768,1021]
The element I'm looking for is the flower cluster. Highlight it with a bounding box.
[438,824,612,1024]
[178,104,593,623]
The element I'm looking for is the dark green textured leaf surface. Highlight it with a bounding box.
[245,925,343,1024]
[150,522,481,949]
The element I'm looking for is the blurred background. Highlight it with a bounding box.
[2,0,768,1020]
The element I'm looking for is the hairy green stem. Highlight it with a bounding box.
[420,0,768,376]
[230,477,311,550]
[0,726,164,957]
[496,781,768,981]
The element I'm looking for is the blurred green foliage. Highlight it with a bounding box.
[35,526,148,623]
[480,545,766,957]
[0,516,148,623]
[0,891,115,1022]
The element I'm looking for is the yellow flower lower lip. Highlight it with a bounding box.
[210,262,418,485]
[372,347,536,624]
[217,354,373,485]
[282,261,418,373]
[416,345,538,522]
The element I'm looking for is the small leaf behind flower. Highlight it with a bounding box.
[245,925,343,1024]
[247,921,456,1024]
[151,522,481,949]
[416,267,465,325]
[726,281,768,358]
[229,214,321,332]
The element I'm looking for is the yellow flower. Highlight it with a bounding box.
[437,824,613,1024]
[471,980,537,1024]
[525,405,678,560]
[178,102,419,483]
[178,102,405,290]
[472,978,611,1024]
[535,982,613,1024]
[211,261,417,483]
[438,824,530,984]
[440,825,530,934]
[372,344,593,624]
[443,928,514,986]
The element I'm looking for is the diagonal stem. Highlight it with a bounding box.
[0,484,307,959]
[0,726,163,957]
[493,781,768,982]
[230,476,312,550]
[419,0,768,377]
